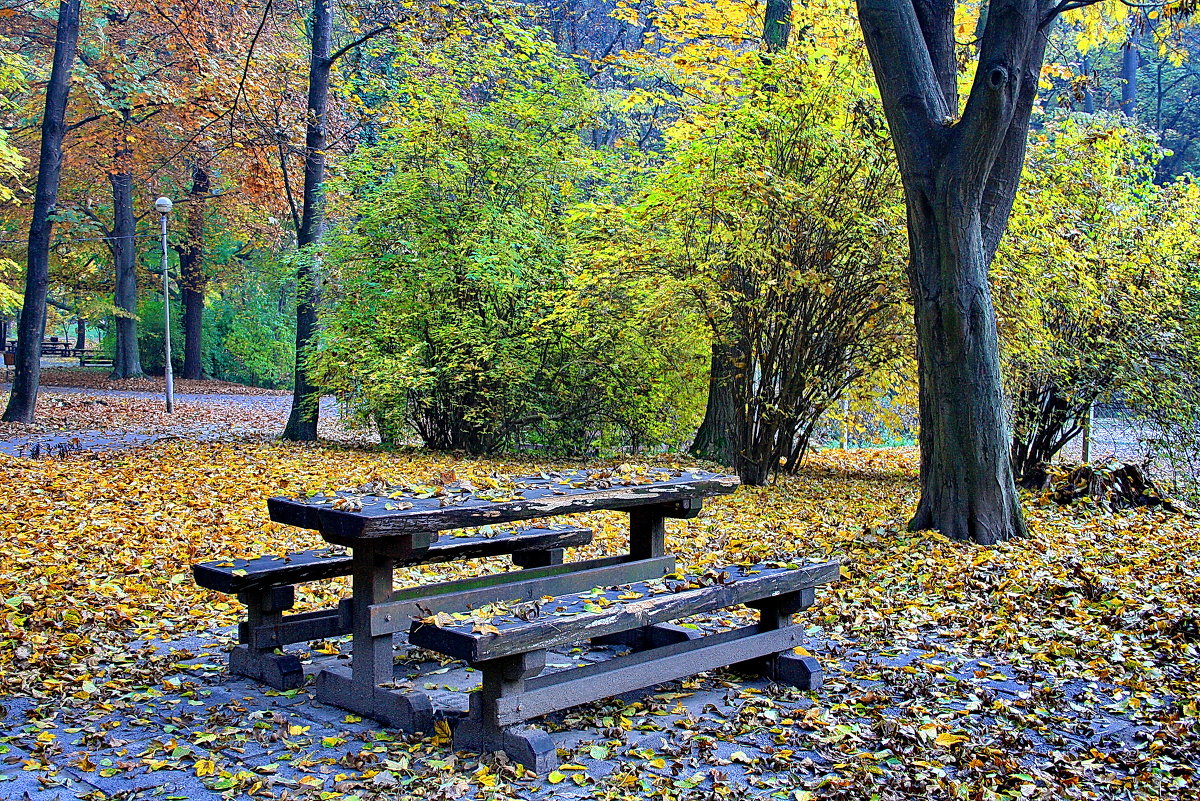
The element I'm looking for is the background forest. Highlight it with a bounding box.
[2,0,1200,495]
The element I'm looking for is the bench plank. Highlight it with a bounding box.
[268,470,738,541]
[193,525,593,593]
[495,623,808,726]
[409,560,839,662]
[369,555,676,637]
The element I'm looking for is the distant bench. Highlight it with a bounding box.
[192,525,594,689]
[409,559,839,771]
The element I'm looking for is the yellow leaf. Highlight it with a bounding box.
[935,732,969,747]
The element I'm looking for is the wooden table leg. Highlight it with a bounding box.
[315,542,432,731]
[628,508,667,560]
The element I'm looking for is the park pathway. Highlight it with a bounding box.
[0,383,342,457]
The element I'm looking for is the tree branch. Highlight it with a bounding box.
[328,23,394,64]
[856,0,951,180]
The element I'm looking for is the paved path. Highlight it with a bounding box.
[0,628,1153,800]
[0,386,341,457]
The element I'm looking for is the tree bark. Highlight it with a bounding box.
[1081,54,1095,113]
[763,0,792,52]
[906,195,1027,542]
[857,0,1055,543]
[108,138,143,380]
[690,342,740,465]
[282,0,333,442]
[1120,38,1139,118]
[2,0,82,423]
[180,164,210,379]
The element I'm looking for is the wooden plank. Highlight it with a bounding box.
[193,526,592,593]
[244,603,352,649]
[268,470,739,541]
[494,624,808,725]
[194,549,352,593]
[409,560,839,662]
[371,555,676,637]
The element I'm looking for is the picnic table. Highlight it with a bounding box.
[196,468,838,770]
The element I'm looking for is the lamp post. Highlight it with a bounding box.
[155,196,174,413]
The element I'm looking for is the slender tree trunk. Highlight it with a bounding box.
[75,315,85,351]
[1081,54,1095,114]
[180,164,210,379]
[690,342,739,465]
[763,0,792,52]
[2,0,82,423]
[109,148,143,379]
[1120,38,1139,118]
[282,0,333,442]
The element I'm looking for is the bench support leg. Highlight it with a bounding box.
[511,548,564,569]
[314,543,433,733]
[229,586,304,690]
[593,622,699,652]
[738,589,823,691]
[454,651,557,773]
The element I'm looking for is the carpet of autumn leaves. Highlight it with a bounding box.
[2,442,1199,799]
[0,392,286,438]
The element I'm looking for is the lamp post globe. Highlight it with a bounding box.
[155,196,173,215]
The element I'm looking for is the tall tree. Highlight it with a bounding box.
[282,0,403,440]
[281,0,334,441]
[854,0,1059,543]
[108,106,143,379]
[179,163,211,379]
[1120,20,1141,118]
[689,0,793,466]
[3,0,82,423]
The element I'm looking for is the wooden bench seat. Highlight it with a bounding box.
[192,525,593,689]
[409,559,839,771]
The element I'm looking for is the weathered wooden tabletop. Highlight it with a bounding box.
[268,468,740,543]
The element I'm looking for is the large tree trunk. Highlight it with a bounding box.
[857,0,1054,543]
[690,342,739,465]
[180,164,210,380]
[2,0,81,423]
[282,0,333,442]
[109,152,143,379]
[906,196,1026,543]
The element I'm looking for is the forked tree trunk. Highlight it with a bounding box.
[109,153,143,379]
[857,0,1057,543]
[2,0,82,423]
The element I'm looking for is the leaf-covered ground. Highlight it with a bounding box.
[1,443,1198,799]
[0,392,283,439]
[32,368,289,396]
